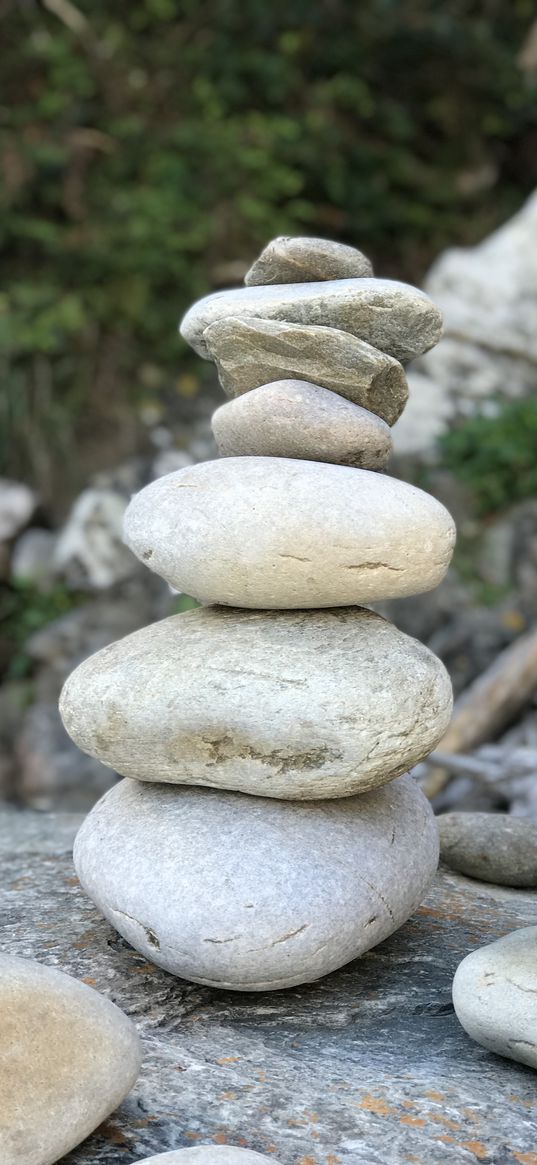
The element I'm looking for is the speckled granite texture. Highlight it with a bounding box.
[1,807,536,1165]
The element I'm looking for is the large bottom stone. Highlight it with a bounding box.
[73,776,438,991]
[3,808,537,1165]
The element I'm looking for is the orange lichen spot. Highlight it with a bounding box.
[81,977,97,986]
[132,962,158,974]
[216,1056,240,1064]
[297,1158,317,1165]
[326,1155,342,1164]
[513,1153,537,1165]
[400,1116,426,1128]
[425,1090,445,1102]
[402,1099,417,1109]
[435,1136,455,1145]
[99,1120,131,1145]
[359,1094,393,1116]
[404,1156,424,1164]
[184,1131,202,1141]
[220,1091,237,1101]
[429,1113,461,1131]
[214,1131,229,1144]
[459,1141,488,1159]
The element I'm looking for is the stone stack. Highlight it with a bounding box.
[61,237,456,993]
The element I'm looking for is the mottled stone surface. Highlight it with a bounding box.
[453,927,537,1070]
[73,776,438,990]
[211,381,392,468]
[180,279,443,363]
[244,236,372,285]
[1,809,537,1164]
[60,607,452,799]
[439,812,537,887]
[123,458,456,609]
[0,950,141,1165]
[203,317,408,424]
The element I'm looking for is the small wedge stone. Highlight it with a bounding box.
[211,380,392,468]
[0,954,141,1165]
[203,316,408,424]
[245,235,372,285]
[180,278,443,363]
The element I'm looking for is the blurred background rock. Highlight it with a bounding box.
[2,0,537,810]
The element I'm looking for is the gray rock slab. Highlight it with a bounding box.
[453,926,537,1070]
[60,606,452,799]
[179,279,443,363]
[2,809,537,1164]
[73,776,438,990]
[244,236,373,285]
[204,317,408,425]
[123,458,456,609]
[0,950,141,1165]
[439,812,537,887]
[211,380,393,469]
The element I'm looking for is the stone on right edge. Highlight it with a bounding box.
[123,457,456,608]
[453,928,537,1070]
[74,775,439,991]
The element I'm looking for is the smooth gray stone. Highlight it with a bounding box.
[122,458,456,609]
[212,380,392,468]
[135,1149,277,1163]
[73,776,439,991]
[3,810,537,1165]
[453,927,537,1070]
[60,606,452,800]
[0,953,141,1165]
[439,812,537,887]
[203,317,408,424]
[179,278,443,363]
[244,235,372,285]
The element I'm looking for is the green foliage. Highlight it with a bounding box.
[439,396,537,515]
[1,0,537,498]
[0,581,81,679]
[171,593,200,614]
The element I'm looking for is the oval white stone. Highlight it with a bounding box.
[74,776,439,991]
[0,954,141,1165]
[453,927,537,1070]
[123,458,456,609]
[134,1149,277,1164]
[60,606,453,799]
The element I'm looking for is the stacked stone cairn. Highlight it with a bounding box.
[61,237,456,993]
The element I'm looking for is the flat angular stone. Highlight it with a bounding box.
[60,606,453,799]
[0,953,141,1165]
[453,927,537,1070]
[128,1148,277,1163]
[244,236,372,285]
[122,457,456,609]
[179,278,443,363]
[203,316,408,424]
[4,811,537,1165]
[439,812,537,887]
[211,381,393,468]
[73,775,439,991]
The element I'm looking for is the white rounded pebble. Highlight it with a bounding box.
[453,927,537,1070]
[134,1148,278,1164]
[0,954,141,1165]
[74,775,439,991]
[123,457,456,609]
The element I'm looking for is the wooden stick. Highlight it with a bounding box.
[423,625,537,799]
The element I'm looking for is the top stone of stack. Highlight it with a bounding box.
[244,235,373,285]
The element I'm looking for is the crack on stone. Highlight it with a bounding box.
[505,977,537,995]
[278,553,312,563]
[342,562,404,572]
[111,907,161,950]
[248,923,310,952]
[201,736,340,773]
[203,935,242,944]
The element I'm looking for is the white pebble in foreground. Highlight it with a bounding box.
[134,1147,279,1163]
[0,954,141,1165]
[453,927,537,1070]
[123,457,456,609]
[74,775,439,991]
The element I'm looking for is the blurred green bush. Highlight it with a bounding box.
[439,396,537,516]
[2,0,537,500]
